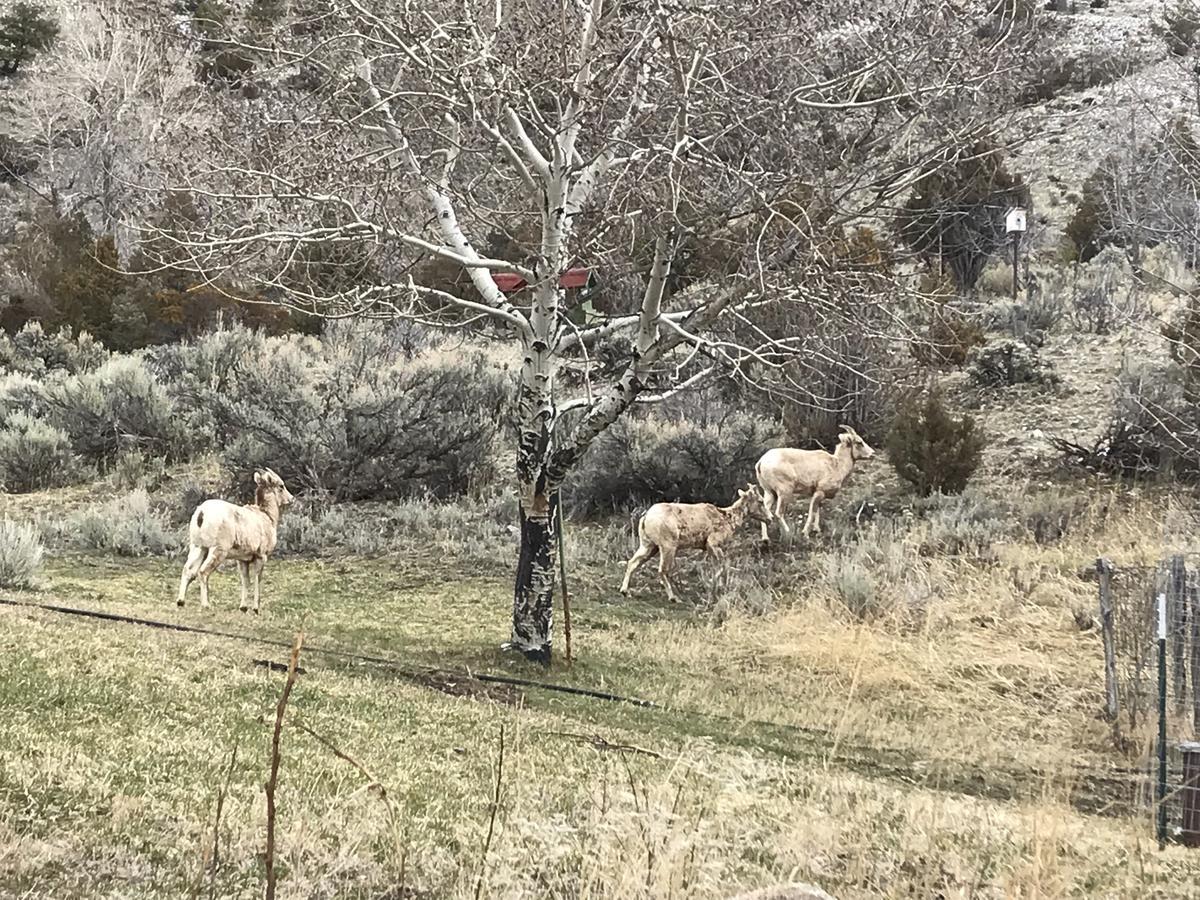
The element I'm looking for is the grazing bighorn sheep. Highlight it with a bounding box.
[755,426,876,542]
[619,484,770,602]
[177,468,294,613]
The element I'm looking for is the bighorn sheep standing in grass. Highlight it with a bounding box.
[619,484,770,603]
[756,426,876,542]
[177,469,294,613]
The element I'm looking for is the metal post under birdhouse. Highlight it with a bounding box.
[1006,207,1026,301]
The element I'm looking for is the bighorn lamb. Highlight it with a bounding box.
[756,426,875,541]
[177,468,294,613]
[619,485,770,603]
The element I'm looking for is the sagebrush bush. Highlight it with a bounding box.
[824,527,933,624]
[45,355,180,463]
[70,490,177,557]
[825,553,879,620]
[1069,248,1141,334]
[0,412,77,493]
[564,409,785,516]
[278,494,516,560]
[157,323,509,501]
[1018,490,1085,545]
[111,449,167,492]
[702,567,775,624]
[0,519,43,588]
[977,262,1014,297]
[175,480,213,526]
[912,489,1012,557]
[886,392,985,496]
[0,371,54,426]
[0,321,107,375]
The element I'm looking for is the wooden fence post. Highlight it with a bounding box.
[1172,555,1189,711]
[1181,742,1200,848]
[1097,557,1119,730]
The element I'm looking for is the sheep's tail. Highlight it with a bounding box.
[188,507,205,545]
[755,463,777,522]
[629,509,646,550]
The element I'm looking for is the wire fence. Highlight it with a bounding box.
[1100,553,1200,846]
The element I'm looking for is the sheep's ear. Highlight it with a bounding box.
[253,471,263,485]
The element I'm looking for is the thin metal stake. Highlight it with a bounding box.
[555,493,573,666]
[1012,230,1021,301]
[1159,590,1170,849]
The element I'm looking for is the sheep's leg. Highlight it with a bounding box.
[658,548,678,603]
[620,543,657,594]
[251,558,265,615]
[177,546,204,607]
[760,487,777,543]
[803,492,825,536]
[237,561,250,612]
[773,494,791,536]
[197,548,225,609]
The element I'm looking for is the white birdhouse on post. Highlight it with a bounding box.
[1006,207,1027,300]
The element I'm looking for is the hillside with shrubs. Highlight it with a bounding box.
[5,1,1200,898]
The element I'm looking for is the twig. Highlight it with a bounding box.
[209,741,239,900]
[473,724,505,900]
[293,718,406,865]
[547,730,663,758]
[265,632,304,900]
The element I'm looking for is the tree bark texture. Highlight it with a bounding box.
[512,484,556,664]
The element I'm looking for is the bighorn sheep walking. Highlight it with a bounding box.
[619,485,770,602]
[756,427,875,542]
[177,469,294,613]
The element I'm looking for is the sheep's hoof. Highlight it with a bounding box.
[176,599,184,608]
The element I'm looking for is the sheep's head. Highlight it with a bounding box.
[735,484,772,524]
[254,468,295,507]
[838,426,876,462]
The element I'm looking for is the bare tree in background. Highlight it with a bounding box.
[134,0,1032,663]
[3,6,203,246]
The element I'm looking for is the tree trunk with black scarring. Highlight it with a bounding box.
[511,483,557,664]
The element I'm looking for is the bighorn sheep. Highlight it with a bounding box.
[177,468,294,613]
[619,484,770,603]
[755,426,876,542]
